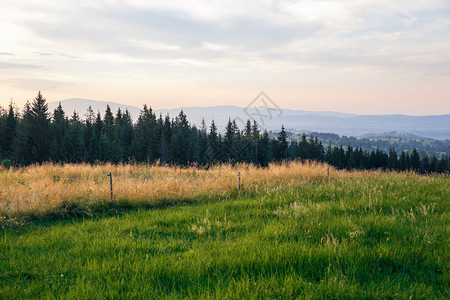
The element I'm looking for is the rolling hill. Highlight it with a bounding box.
[48,98,450,140]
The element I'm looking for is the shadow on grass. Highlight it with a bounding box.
[0,189,247,231]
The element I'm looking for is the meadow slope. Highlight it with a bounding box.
[1,161,373,218]
[0,163,449,298]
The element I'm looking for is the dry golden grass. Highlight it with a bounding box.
[0,161,400,217]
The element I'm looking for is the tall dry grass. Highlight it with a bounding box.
[0,161,398,217]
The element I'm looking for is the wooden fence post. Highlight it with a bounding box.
[327,167,330,181]
[109,172,113,202]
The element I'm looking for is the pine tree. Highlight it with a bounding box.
[346,145,356,170]
[421,155,429,174]
[134,105,158,163]
[159,114,172,164]
[356,147,365,169]
[230,129,245,163]
[188,126,200,163]
[206,120,220,165]
[298,134,308,160]
[29,91,51,162]
[276,125,288,160]
[287,140,299,160]
[11,102,33,164]
[88,112,103,162]
[437,155,448,173]
[309,137,324,161]
[67,111,85,162]
[388,148,398,170]
[198,119,208,165]
[0,102,18,157]
[410,148,420,172]
[169,110,190,165]
[258,130,272,167]
[251,120,260,164]
[325,144,333,165]
[49,103,69,162]
[315,138,325,161]
[110,108,125,163]
[103,105,115,143]
[405,152,411,170]
[223,119,236,162]
[337,145,346,169]
[98,134,109,162]
[94,112,103,139]
[84,106,96,163]
[244,120,252,137]
[399,151,407,171]
[121,109,134,161]
[429,156,438,173]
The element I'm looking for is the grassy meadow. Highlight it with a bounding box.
[0,162,449,298]
[0,161,371,218]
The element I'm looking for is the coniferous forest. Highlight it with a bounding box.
[0,92,449,173]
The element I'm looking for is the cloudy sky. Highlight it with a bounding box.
[0,0,449,115]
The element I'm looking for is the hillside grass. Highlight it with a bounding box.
[0,161,376,218]
[0,169,448,299]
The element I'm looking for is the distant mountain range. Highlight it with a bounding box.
[48,98,450,140]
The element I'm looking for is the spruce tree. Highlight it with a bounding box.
[258,130,272,167]
[223,119,235,162]
[276,125,288,160]
[429,156,438,173]
[159,114,171,164]
[287,140,299,160]
[88,112,103,162]
[67,111,85,162]
[188,126,200,163]
[1,103,18,157]
[198,119,208,165]
[29,91,51,162]
[170,110,190,165]
[230,129,245,163]
[410,148,421,172]
[298,134,308,160]
[121,109,134,161]
[84,106,95,163]
[110,108,124,163]
[11,102,33,165]
[325,144,333,165]
[399,151,407,171]
[421,155,429,174]
[103,105,115,144]
[206,120,220,165]
[134,105,158,163]
[50,103,69,162]
[388,148,398,170]
[251,120,260,164]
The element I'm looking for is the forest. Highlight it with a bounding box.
[290,131,450,158]
[1,92,449,173]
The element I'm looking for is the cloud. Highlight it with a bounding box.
[0,61,43,70]
[2,77,73,90]
[0,0,449,112]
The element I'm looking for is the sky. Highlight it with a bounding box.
[0,0,449,115]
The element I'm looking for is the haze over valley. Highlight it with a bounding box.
[49,98,450,140]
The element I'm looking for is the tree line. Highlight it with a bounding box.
[1,92,449,173]
[302,132,450,158]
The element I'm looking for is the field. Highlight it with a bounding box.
[0,162,449,298]
[0,161,368,218]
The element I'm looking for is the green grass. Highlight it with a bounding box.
[1,175,449,299]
